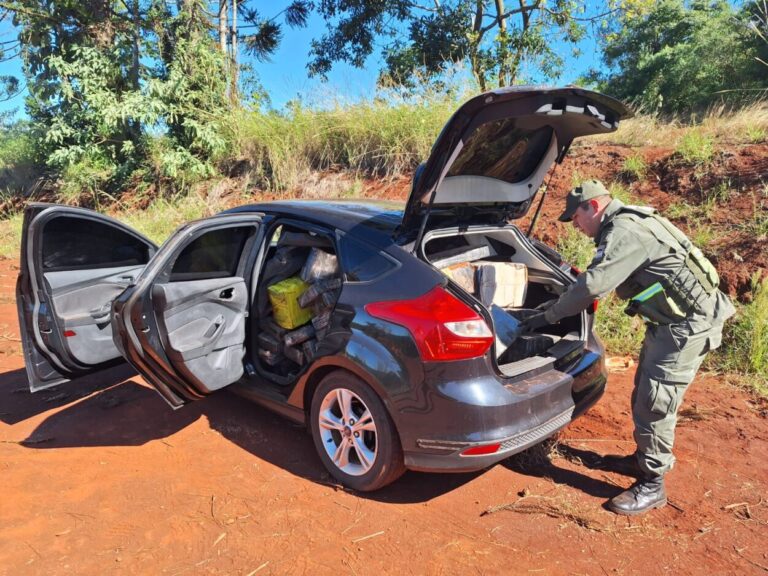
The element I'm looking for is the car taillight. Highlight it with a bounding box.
[365,285,493,361]
[460,443,501,456]
[591,299,599,313]
[570,265,581,275]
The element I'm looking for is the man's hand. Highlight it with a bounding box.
[520,311,548,332]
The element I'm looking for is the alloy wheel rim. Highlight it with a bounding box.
[318,387,378,476]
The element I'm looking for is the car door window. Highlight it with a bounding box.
[42,216,151,271]
[338,234,399,282]
[169,226,252,282]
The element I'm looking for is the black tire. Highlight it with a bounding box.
[310,370,405,491]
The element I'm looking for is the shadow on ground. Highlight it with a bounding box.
[1,365,485,503]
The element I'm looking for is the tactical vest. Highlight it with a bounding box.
[613,206,719,325]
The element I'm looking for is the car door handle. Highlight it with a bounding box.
[90,303,112,322]
[219,288,234,300]
[203,315,225,340]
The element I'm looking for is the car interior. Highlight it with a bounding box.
[422,228,586,375]
[248,223,342,386]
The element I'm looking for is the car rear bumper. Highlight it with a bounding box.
[400,351,607,473]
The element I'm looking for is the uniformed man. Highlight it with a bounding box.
[523,180,735,516]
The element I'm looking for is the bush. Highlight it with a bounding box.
[57,154,116,207]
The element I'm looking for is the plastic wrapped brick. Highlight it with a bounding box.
[258,348,285,367]
[257,332,282,353]
[300,248,339,282]
[477,263,527,308]
[284,324,316,347]
[259,314,288,340]
[298,277,343,308]
[443,262,476,293]
[283,344,304,365]
[302,339,318,362]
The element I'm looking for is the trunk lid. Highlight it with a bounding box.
[398,86,632,240]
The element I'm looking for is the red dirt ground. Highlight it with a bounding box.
[1,254,767,575]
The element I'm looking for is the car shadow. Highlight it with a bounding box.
[6,367,481,502]
[501,443,628,499]
[0,365,138,426]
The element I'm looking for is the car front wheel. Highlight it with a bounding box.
[310,370,405,491]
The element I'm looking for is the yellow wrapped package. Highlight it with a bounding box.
[267,276,312,329]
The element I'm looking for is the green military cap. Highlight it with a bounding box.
[558,179,611,222]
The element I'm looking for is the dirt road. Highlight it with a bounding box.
[1,257,766,575]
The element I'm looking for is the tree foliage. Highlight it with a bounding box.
[0,0,309,195]
[309,0,591,92]
[592,0,767,114]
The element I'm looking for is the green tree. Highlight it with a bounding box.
[0,0,309,194]
[592,0,766,113]
[309,0,594,92]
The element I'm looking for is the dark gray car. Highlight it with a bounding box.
[17,86,631,491]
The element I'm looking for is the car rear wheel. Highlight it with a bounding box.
[310,370,405,491]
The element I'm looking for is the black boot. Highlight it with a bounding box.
[608,476,667,516]
[598,453,643,477]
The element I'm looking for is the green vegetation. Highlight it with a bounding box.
[117,195,227,244]
[622,154,648,180]
[593,0,768,114]
[0,213,24,260]
[310,1,591,92]
[710,276,768,396]
[234,91,460,191]
[675,129,715,166]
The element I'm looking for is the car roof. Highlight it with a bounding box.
[223,200,406,246]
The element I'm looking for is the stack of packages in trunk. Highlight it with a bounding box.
[261,247,342,371]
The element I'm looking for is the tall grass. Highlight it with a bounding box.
[587,101,768,148]
[232,91,463,191]
[710,276,768,396]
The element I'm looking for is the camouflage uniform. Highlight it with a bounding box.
[544,198,735,478]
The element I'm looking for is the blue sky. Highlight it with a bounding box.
[0,2,605,118]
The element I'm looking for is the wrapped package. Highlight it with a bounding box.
[257,332,282,353]
[477,263,527,308]
[443,262,476,293]
[284,344,304,365]
[284,324,315,347]
[312,290,339,313]
[312,310,332,340]
[260,314,288,339]
[302,339,318,362]
[258,348,285,367]
[267,276,312,329]
[298,277,343,308]
[431,245,494,269]
[300,248,339,282]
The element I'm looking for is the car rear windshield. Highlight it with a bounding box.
[447,121,553,183]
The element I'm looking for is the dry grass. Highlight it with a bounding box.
[482,494,611,532]
[586,102,768,148]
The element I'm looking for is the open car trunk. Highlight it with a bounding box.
[421,226,587,378]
